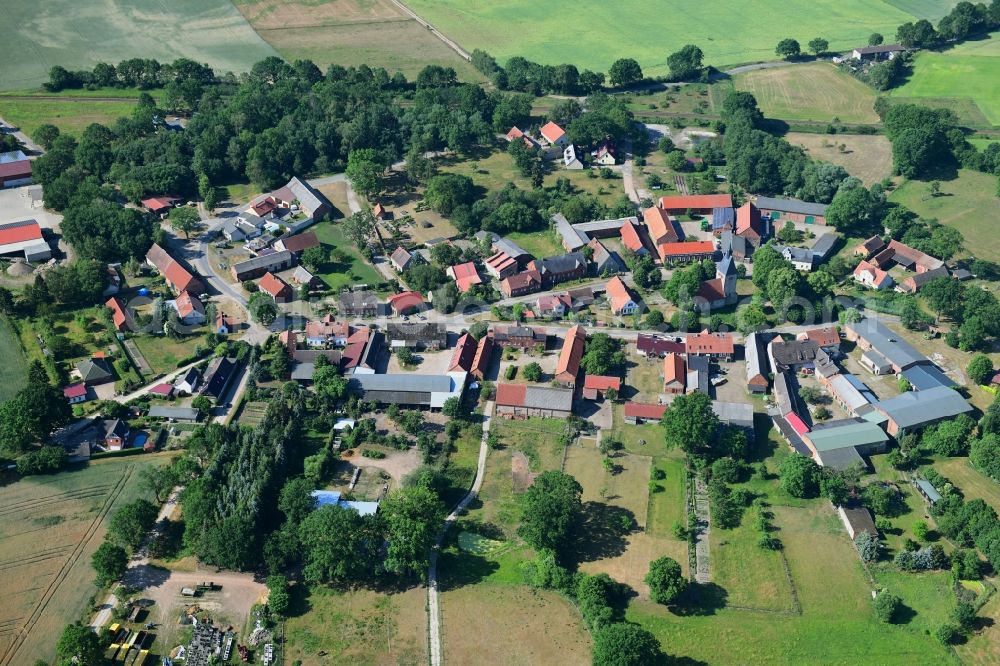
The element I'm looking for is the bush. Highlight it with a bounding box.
[855,531,881,563]
[873,591,901,623]
[935,624,960,645]
[710,457,744,484]
[361,448,386,459]
[645,556,686,605]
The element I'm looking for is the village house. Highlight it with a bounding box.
[447,261,483,293]
[505,126,539,150]
[201,356,238,399]
[658,194,733,215]
[636,334,685,358]
[388,322,447,350]
[663,353,686,394]
[853,259,894,290]
[63,383,88,405]
[500,269,542,298]
[102,419,130,451]
[588,238,625,275]
[495,383,574,419]
[605,276,640,316]
[528,252,588,287]
[583,375,621,401]
[539,121,568,148]
[230,250,295,282]
[798,326,840,352]
[105,296,134,332]
[305,316,351,347]
[854,236,887,259]
[658,240,716,264]
[492,325,547,349]
[387,290,425,316]
[591,139,616,165]
[252,176,331,222]
[274,230,320,255]
[171,290,207,324]
[340,289,379,318]
[536,293,572,318]
[174,367,200,395]
[686,331,735,361]
[77,357,114,385]
[754,196,828,225]
[259,272,293,303]
[390,246,413,272]
[851,44,904,61]
[554,325,586,388]
[141,195,180,218]
[562,144,586,170]
[146,243,206,294]
[775,244,815,271]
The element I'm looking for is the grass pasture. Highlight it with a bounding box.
[734,62,880,124]
[891,34,1000,126]
[283,584,427,666]
[889,169,1000,262]
[130,334,204,376]
[311,220,385,291]
[233,0,480,80]
[0,317,28,403]
[0,95,141,137]
[0,458,158,666]
[0,1,276,91]
[786,132,894,185]
[935,457,1000,512]
[405,0,923,74]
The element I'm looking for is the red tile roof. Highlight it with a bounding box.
[0,219,42,246]
[605,276,636,314]
[623,402,666,420]
[636,334,685,356]
[450,261,482,293]
[63,383,87,399]
[175,290,204,318]
[388,290,424,314]
[105,296,131,330]
[141,195,179,212]
[584,375,621,391]
[540,121,566,144]
[496,382,527,406]
[449,333,478,372]
[471,336,494,379]
[279,231,319,253]
[146,243,203,293]
[279,329,297,353]
[735,202,763,237]
[501,270,541,294]
[800,326,839,348]
[659,194,733,211]
[658,241,715,260]
[506,126,525,140]
[686,331,735,355]
[663,353,686,388]
[643,206,677,244]
[620,220,647,253]
[148,383,174,396]
[259,271,291,299]
[696,278,726,302]
[555,325,586,382]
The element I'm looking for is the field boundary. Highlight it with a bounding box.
[0,464,134,666]
[389,0,471,61]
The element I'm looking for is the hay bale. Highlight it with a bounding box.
[7,261,34,277]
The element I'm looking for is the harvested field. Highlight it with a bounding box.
[234,0,480,80]
[0,1,277,90]
[787,133,893,186]
[0,458,160,666]
[734,63,879,124]
[284,584,427,666]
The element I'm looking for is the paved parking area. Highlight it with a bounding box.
[0,186,60,229]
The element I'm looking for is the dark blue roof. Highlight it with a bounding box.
[712,207,735,229]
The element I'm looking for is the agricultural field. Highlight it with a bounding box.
[233,0,480,80]
[733,63,879,124]
[890,169,1000,263]
[786,132,893,185]
[891,33,1000,127]
[0,95,142,137]
[0,457,161,666]
[0,1,276,91]
[284,584,428,666]
[0,317,28,403]
[404,0,924,74]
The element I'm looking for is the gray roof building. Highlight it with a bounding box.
[553,213,588,250]
[810,233,838,261]
[687,354,710,395]
[745,331,768,392]
[572,216,637,237]
[347,372,465,408]
[901,364,956,391]
[148,406,200,421]
[721,231,751,259]
[230,250,294,280]
[589,239,626,275]
[754,196,828,217]
[77,358,114,384]
[712,401,754,431]
[845,318,927,372]
[874,385,972,431]
[493,237,530,260]
[769,338,819,370]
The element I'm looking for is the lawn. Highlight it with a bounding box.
[891,33,1000,126]
[733,62,880,124]
[646,454,688,538]
[0,456,164,665]
[233,0,481,81]
[404,0,923,74]
[786,132,893,185]
[890,169,1000,262]
[283,584,428,666]
[311,220,385,292]
[491,417,567,473]
[504,230,563,260]
[0,316,28,403]
[130,334,204,376]
[0,0,276,90]
[0,96,141,137]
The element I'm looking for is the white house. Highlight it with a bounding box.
[170,291,206,325]
[563,144,585,170]
[540,121,568,148]
[853,260,894,290]
[174,367,200,395]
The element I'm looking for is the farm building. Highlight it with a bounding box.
[854,236,886,258]
[637,334,685,358]
[340,289,379,318]
[175,367,200,394]
[148,406,200,422]
[720,231,752,262]
[0,219,50,261]
[230,250,294,282]
[495,383,574,419]
[745,331,768,394]
[711,207,736,234]
[573,216,633,239]
[387,291,425,315]
[658,241,716,264]
[871,385,973,436]
[663,353,686,394]
[623,402,666,424]
[914,478,942,505]
[588,238,625,275]
[686,354,711,395]
[843,318,927,373]
[582,375,621,400]
[804,418,889,470]
[851,44,904,61]
[643,205,680,245]
[797,326,840,351]
[838,504,877,540]
[259,272,292,303]
[821,373,878,417]
[0,155,33,188]
[342,329,383,374]
[712,401,755,432]
[900,364,956,391]
[620,219,652,256]
[753,196,828,225]
[554,325,586,387]
[686,331,735,361]
[492,325,547,349]
[141,195,180,217]
[768,338,820,373]
[274,231,319,255]
[658,194,733,214]
[899,266,950,294]
[256,176,331,221]
[447,261,483,293]
[347,372,466,408]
